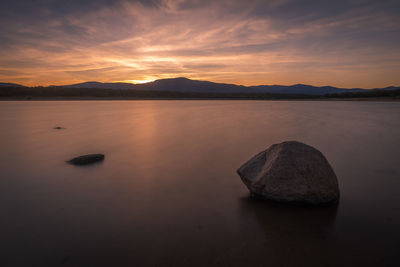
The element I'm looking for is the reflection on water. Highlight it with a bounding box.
[237,196,338,266]
[0,100,399,266]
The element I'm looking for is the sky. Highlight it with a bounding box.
[0,0,399,88]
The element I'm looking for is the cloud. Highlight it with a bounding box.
[0,0,399,87]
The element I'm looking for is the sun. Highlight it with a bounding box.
[123,79,155,84]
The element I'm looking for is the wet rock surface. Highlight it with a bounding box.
[237,141,339,205]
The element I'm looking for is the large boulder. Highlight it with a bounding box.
[237,141,339,205]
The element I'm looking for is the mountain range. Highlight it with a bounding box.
[1,77,399,96]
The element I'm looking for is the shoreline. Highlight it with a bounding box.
[1,97,399,102]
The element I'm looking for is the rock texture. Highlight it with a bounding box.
[237,141,339,205]
[67,154,104,165]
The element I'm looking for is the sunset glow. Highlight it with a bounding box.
[125,79,156,84]
[1,0,399,88]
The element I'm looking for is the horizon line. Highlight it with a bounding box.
[1,77,399,90]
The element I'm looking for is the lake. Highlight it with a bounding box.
[0,100,399,266]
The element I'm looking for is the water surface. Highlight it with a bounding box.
[0,100,399,266]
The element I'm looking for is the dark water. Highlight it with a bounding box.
[0,100,399,267]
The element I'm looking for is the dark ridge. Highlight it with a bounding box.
[0,82,25,88]
[1,77,399,99]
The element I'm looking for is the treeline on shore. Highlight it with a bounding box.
[0,86,399,100]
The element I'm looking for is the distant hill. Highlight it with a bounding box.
[61,81,139,90]
[249,84,366,95]
[1,77,399,95]
[0,82,25,88]
[138,77,248,93]
[61,78,400,95]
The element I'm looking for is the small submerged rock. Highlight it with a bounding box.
[67,154,105,165]
[237,141,339,205]
[53,126,66,130]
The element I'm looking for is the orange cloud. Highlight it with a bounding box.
[0,0,399,88]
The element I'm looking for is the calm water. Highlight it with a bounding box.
[0,100,399,267]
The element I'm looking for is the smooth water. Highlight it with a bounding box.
[0,100,399,267]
